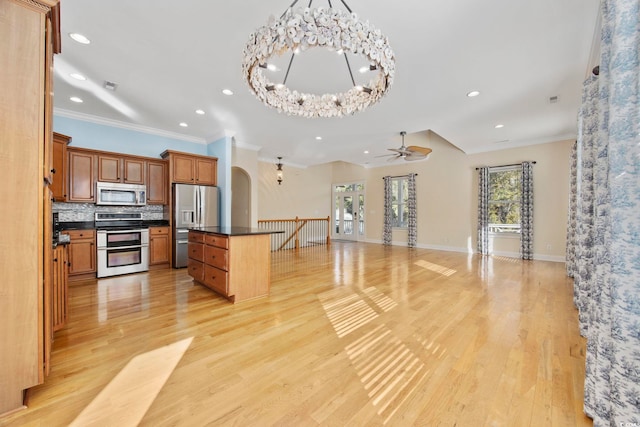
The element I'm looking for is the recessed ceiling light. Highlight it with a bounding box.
[70,96,83,103]
[69,33,90,44]
[195,109,205,115]
[495,124,504,129]
[364,150,370,154]
[467,90,480,97]
[179,122,188,127]
[70,73,86,81]
[315,136,322,140]
[222,89,234,96]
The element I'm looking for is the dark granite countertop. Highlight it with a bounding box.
[189,226,283,236]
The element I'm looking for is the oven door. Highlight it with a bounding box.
[97,229,149,278]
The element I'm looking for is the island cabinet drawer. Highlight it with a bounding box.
[204,265,229,295]
[188,232,205,243]
[204,245,228,271]
[187,259,204,282]
[188,242,204,262]
[205,234,228,249]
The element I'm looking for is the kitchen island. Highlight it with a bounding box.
[187,227,276,303]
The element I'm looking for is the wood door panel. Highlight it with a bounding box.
[97,155,121,183]
[123,158,145,184]
[147,160,167,204]
[68,151,95,202]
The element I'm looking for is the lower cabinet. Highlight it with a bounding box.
[52,244,69,331]
[149,226,170,267]
[187,230,271,303]
[63,229,96,279]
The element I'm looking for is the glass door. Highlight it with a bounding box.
[335,192,362,241]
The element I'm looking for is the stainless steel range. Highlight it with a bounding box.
[95,212,149,278]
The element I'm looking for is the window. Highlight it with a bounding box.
[391,177,408,228]
[488,167,521,234]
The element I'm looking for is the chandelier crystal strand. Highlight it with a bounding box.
[242,4,395,118]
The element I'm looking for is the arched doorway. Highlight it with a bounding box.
[231,167,251,227]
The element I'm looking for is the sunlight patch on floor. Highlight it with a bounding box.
[69,337,193,427]
[414,259,457,276]
[345,325,428,424]
[319,291,378,338]
[362,287,398,312]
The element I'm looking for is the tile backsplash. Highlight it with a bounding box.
[53,202,165,222]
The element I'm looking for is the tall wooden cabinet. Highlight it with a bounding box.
[0,0,60,416]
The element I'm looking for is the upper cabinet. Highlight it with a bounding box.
[65,147,170,205]
[147,159,168,205]
[97,155,145,185]
[161,150,218,186]
[51,132,70,202]
[68,149,96,203]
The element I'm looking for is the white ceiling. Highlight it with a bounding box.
[53,0,601,167]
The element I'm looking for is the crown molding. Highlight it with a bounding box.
[54,108,207,144]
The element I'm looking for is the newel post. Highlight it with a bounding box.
[326,216,331,246]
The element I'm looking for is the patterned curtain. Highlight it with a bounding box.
[476,167,490,255]
[565,141,578,280]
[520,162,534,260]
[571,0,640,424]
[407,173,417,248]
[382,176,392,245]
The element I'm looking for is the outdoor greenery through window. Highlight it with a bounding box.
[489,167,521,234]
[391,177,408,228]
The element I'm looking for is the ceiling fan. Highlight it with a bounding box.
[378,131,432,161]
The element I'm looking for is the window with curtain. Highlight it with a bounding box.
[488,167,522,234]
[390,177,408,228]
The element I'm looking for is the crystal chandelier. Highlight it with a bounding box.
[242,0,395,118]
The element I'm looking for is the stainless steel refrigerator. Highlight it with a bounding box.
[173,183,219,268]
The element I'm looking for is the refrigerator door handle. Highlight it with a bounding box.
[196,186,201,226]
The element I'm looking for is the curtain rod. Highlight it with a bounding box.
[382,173,418,179]
[475,161,536,170]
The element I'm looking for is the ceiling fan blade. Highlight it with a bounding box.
[375,153,397,158]
[407,146,432,156]
[388,148,411,154]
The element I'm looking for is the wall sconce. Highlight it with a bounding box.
[276,157,283,185]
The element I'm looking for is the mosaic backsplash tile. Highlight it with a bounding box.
[53,202,165,222]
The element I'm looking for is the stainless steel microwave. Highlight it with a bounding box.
[96,182,146,206]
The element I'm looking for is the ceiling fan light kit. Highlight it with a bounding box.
[242,0,395,118]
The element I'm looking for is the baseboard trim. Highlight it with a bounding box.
[362,239,565,262]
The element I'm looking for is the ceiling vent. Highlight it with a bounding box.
[103,80,118,91]
[549,95,559,104]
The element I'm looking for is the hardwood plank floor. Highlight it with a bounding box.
[1,243,592,426]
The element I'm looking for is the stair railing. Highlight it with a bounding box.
[258,216,331,251]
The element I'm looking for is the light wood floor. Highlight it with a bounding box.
[1,243,592,426]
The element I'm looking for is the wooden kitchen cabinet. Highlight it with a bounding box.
[98,154,145,184]
[68,149,95,202]
[52,244,69,331]
[187,230,271,303]
[149,226,170,267]
[147,159,168,205]
[63,230,96,279]
[51,132,70,202]
[0,0,60,415]
[161,150,218,185]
